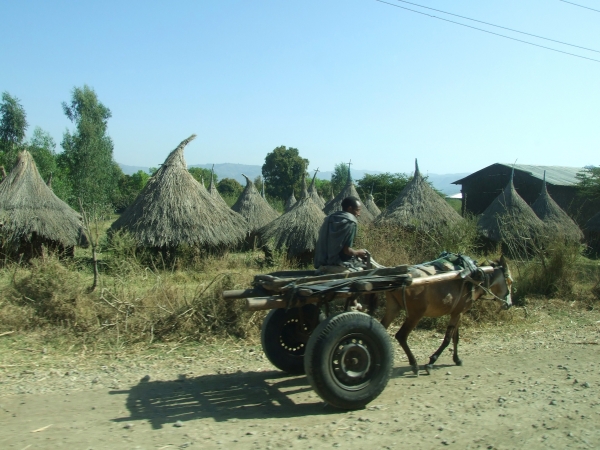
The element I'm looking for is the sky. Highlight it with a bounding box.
[1,0,599,175]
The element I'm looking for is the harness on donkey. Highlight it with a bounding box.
[408,251,511,310]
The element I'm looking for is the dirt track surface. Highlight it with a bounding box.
[1,317,599,450]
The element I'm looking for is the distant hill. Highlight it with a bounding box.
[118,163,466,196]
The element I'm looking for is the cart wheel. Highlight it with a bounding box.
[261,304,321,374]
[304,311,393,410]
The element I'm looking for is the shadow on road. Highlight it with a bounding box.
[110,370,336,429]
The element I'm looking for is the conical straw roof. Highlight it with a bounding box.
[531,172,583,242]
[208,164,227,207]
[376,159,461,231]
[284,190,297,212]
[477,168,545,243]
[364,185,381,217]
[232,174,280,235]
[323,166,374,224]
[258,174,325,258]
[308,170,325,209]
[0,150,87,248]
[111,135,246,248]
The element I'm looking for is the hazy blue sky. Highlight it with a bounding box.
[1,0,598,175]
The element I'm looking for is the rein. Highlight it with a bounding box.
[464,268,512,308]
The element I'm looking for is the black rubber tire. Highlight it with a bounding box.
[260,304,320,375]
[304,311,393,410]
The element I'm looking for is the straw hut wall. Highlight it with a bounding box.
[284,191,297,212]
[477,170,545,244]
[207,165,228,207]
[323,170,374,225]
[308,172,326,209]
[376,159,461,231]
[231,174,280,235]
[364,187,381,217]
[0,150,87,257]
[111,135,246,249]
[258,175,325,262]
[531,173,583,243]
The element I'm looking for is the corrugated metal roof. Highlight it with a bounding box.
[452,163,585,186]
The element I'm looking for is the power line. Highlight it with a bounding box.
[391,0,600,53]
[560,0,600,14]
[374,0,600,63]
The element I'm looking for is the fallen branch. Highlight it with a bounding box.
[0,331,15,337]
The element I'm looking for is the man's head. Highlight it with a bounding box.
[341,196,362,217]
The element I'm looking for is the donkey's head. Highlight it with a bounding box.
[481,255,513,309]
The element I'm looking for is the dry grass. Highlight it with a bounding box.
[0,211,598,351]
[111,135,247,249]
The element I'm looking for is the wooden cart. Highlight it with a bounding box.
[222,264,493,410]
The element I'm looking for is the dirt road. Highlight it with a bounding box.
[1,313,599,449]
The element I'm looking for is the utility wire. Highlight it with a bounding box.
[375,0,600,63]
[392,0,600,53]
[560,0,600,14]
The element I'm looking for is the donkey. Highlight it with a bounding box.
[380,256,513,376]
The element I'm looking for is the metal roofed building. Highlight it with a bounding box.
[452,163,597,225]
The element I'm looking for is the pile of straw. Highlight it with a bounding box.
[477,170,545,243]
[232,174,280,235]
[284,191,297,212]
[323,169,374,224]
[258,175,325,260]
[0,150,87,252]
[207,165,228,207]
[364,188,381,217]
[308,172,325,209]
[376,160,461,231]
[111,135,246,248]
[531,172,583,242]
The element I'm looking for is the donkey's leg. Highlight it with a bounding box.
[425,314,460,375]
[395,316,421,376]
[452,318,463,366]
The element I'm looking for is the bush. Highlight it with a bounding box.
[511,238,583,300]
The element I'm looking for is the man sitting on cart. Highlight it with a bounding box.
[314,196,372,275]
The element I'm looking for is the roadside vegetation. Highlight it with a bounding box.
[0,217,597,352]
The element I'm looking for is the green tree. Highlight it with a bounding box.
[188,167,216,188]
[356,173,411,208]
[28,126,71,201]
[313,178,332,198]
[331,162,350,194]
[114,170,150,212]
[576,165,600,200]
[262,146,308,200]
[61,85,120,209]
[0,91,28,169]
[217,177,243,197]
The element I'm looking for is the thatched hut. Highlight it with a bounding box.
[284,190,297,212]
[207,165,228,207]
[376,159,461,231]
[323,168,374,224]
[477,169,545,246]
[531,172,583,243]
[232,174,279,236]
[0,150,87,258]
[308,171,326,209]
[364,186,381,217]
[258,175,325,262]
[110,135,246,249]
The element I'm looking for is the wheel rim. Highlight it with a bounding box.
[330,334,379,391]
[278,317,310,356]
